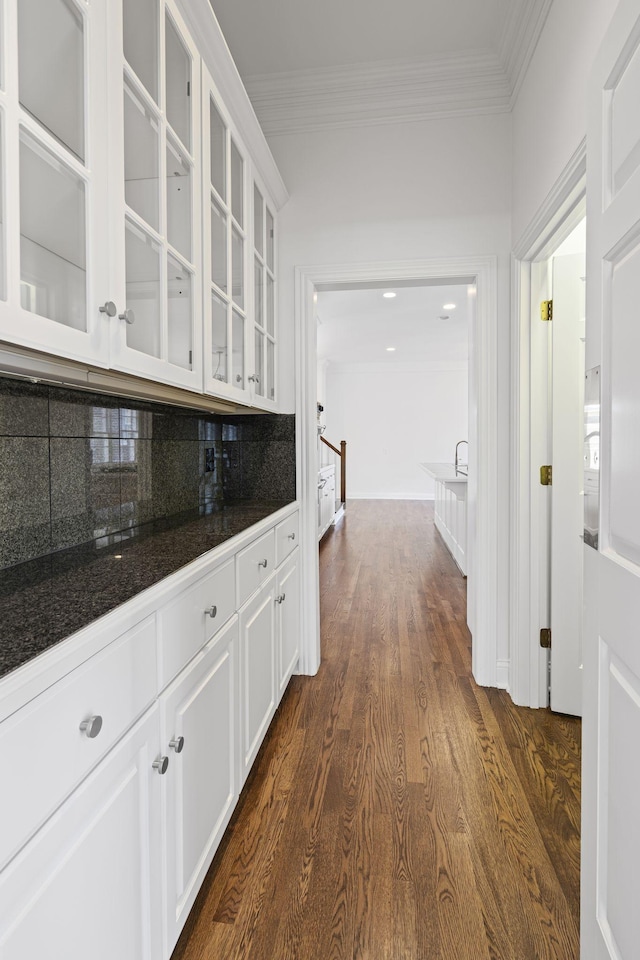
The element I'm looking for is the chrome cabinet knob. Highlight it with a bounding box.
[169,736,185,754]
[258,558,268,568]
[205,604,217,618]
[99,301,117,317]
[119,308,135,325]
[152,756,169,775]
[287,532,296,540]
[79,715,103,739]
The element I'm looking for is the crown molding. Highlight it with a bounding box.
[244,51,511,137]
[499,0,554,107]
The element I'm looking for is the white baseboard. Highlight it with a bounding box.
[347,493,434,501]
[496,659,510,690]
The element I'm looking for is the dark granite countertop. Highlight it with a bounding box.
[0,499,294,680]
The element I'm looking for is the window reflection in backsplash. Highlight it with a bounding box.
[0,376,295,570]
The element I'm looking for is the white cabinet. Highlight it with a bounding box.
[239,573,277,781]
[0,0,110,366]
[276,549,300,696]
[0,0,283,406]
[161,616,239,953]
[433,478,467,576]
[0,504,299,960]
[318,464,335,539]
[0,705,164,960]
[108,0,203,391]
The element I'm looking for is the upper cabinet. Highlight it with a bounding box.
[0,0,287,408]
[0,0,111,366]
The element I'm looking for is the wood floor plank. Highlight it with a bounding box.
[172,501,581,960]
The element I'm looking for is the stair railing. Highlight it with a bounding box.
[320,436,347,507]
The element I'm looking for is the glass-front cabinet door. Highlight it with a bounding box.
[0,0,111,365]
[251,179,277,407]
[202,69,250,403]
[109,0,202,391]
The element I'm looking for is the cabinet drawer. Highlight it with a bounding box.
[237,530,276,608]
[158,558,235,687]
[0,616,157,869]
[275,511,299,567]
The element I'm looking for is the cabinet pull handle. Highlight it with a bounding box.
[258,558,268,568]
[79,715,103,739]
[99,301,117,317]
[118,308,135,325]
[276,592,286,604]
[152,756,169,775]
[248,374,260,384]
[287,532,296,540]
[205,604,218,618]
[169,737,185,754]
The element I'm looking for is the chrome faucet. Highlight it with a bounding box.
[455,440,468,470]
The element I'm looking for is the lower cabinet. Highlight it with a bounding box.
[0,706,164,960]
[239,574,277,781]
[161,616,239,954]
[0,506,300,960]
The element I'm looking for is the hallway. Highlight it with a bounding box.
[173,501,581,960]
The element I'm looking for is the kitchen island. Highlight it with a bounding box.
[420,463,467,576]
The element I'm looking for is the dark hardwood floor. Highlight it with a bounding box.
[172,500,581,960]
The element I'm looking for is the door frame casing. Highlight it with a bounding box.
[294,256,500,688]
[510,138,586,707]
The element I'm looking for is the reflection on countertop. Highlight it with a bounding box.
[0,499,293,680]
[420,462,468,483]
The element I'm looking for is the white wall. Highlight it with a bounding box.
[324,362,468,499]
[271,111,512,664]
[511,0,619,244]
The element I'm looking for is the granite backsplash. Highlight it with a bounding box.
[0,376,296,570]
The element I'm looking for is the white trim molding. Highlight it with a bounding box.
[295,257,500,688]
[236,0,551,137]
[509,140,586,707]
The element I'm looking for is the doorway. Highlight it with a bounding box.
[294,256,501,689]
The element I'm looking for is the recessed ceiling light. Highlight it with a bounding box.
[386,346,396,352]
[443,302,456,310]
[383,291,396,299]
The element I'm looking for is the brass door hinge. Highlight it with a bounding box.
[540,299,553,321]
[540,628,551,649]
[540,465,553,486]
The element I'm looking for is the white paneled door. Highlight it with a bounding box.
[582,0,640,956]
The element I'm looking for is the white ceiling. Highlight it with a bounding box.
[208,0,553,134]
[210,0,509,76]
[316,283,471,366]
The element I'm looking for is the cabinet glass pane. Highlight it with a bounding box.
[211,292,227,383]
[254,329,264,396]
[167,255,192,369]
[18,0,84,161]
[125,220,161,357]
[254,258,263,328]
[166,138,191,260]
[211,198,227,293]
[20,132,86,329]
[123,0,159,102]
[266,209,274,271]
[267,339,275,400]
[209,99,226,201]
[165,13,190,150]
[231,227,243,309]
[254,184,263,256]
[230,139,243,225]
[232,309,244,389]
[266,274,274,336]
[124,83,159,231]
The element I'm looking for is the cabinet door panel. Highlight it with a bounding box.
[0,706,163,960]
[162,617,239,952]
[240,578,276,778]
[277,550,300,696]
